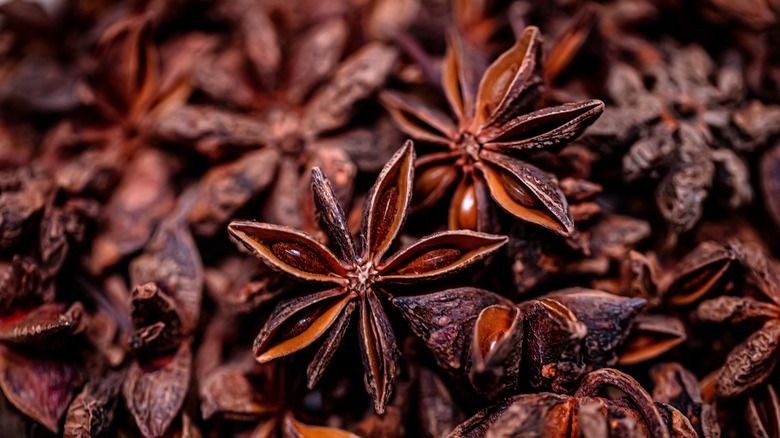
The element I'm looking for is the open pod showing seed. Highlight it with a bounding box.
[393,288,512,371]
[228,222,351,284]
[448,171,500,233]
[477,150,574,236]
[519,298,587,392]
[715,319,780,399]
[362,140,415,262]
[410,151,461,212]
[618,314,687,365]
[307,300,356,388]
[472,26,543,130]
[253,288,354,363]
[665,241,737,306]
[544,288,645,368]
[378,231,508,282]
[469,304,523,399]
[442,30,484,123]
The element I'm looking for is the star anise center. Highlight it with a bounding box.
[348,261,378,296]
[455,131,482,163]
[265,105,305,155]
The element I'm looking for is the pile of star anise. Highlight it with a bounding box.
[1,0,780,437]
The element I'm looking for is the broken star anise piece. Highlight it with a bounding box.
[228,141,507,413]
[381,26,604,235]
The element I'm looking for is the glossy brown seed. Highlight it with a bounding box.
[255,291,352,363]
[271,242,331,275]
[452,182,478,230]
[415,165,456,201]
[277,305,330,341]
[498,169,538,207]
[396,248,463,275]
[370,187,399,255]
[475,306,515,359]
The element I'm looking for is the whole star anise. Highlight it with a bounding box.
[380,26,604,235]
[228,141,507,413]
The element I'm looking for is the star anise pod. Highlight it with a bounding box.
[449,368,694,438]
[395,286,644,398]
[381,26,604,235]
[228,141,507,413]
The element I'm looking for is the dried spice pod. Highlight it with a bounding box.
[746,384,780,438]
[519,298,587,392]
[469,304,523,399]
[129,198,203,334]
[448,392,574,438]
[162,17,396,236]
[715,319,780,398]
[123,341,192,438]
[63,370,126,438]
[0,302,83,347]
[450,368,674,437]
[189,147,280,237]
[89,149,178,273]
[416,365,465,438]
[381,26,603,234]
[651,362,721,438]
[575,369,671,438]
[544,288,645,368]
[393,288,511,371]
[127,283,182,356]
[619,314,687,365]
[665,241,738,306]
[0,345,82,433]
[200,362,273,421]
[0,167,52,250]
[229,142,507,413]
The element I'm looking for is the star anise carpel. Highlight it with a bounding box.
[380,26,604,235]
[228,141,508,414]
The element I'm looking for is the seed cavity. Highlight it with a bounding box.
[371,187,399,253]
[396,248,462,275]
[271,242,330,274]
[499,171,538,207]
